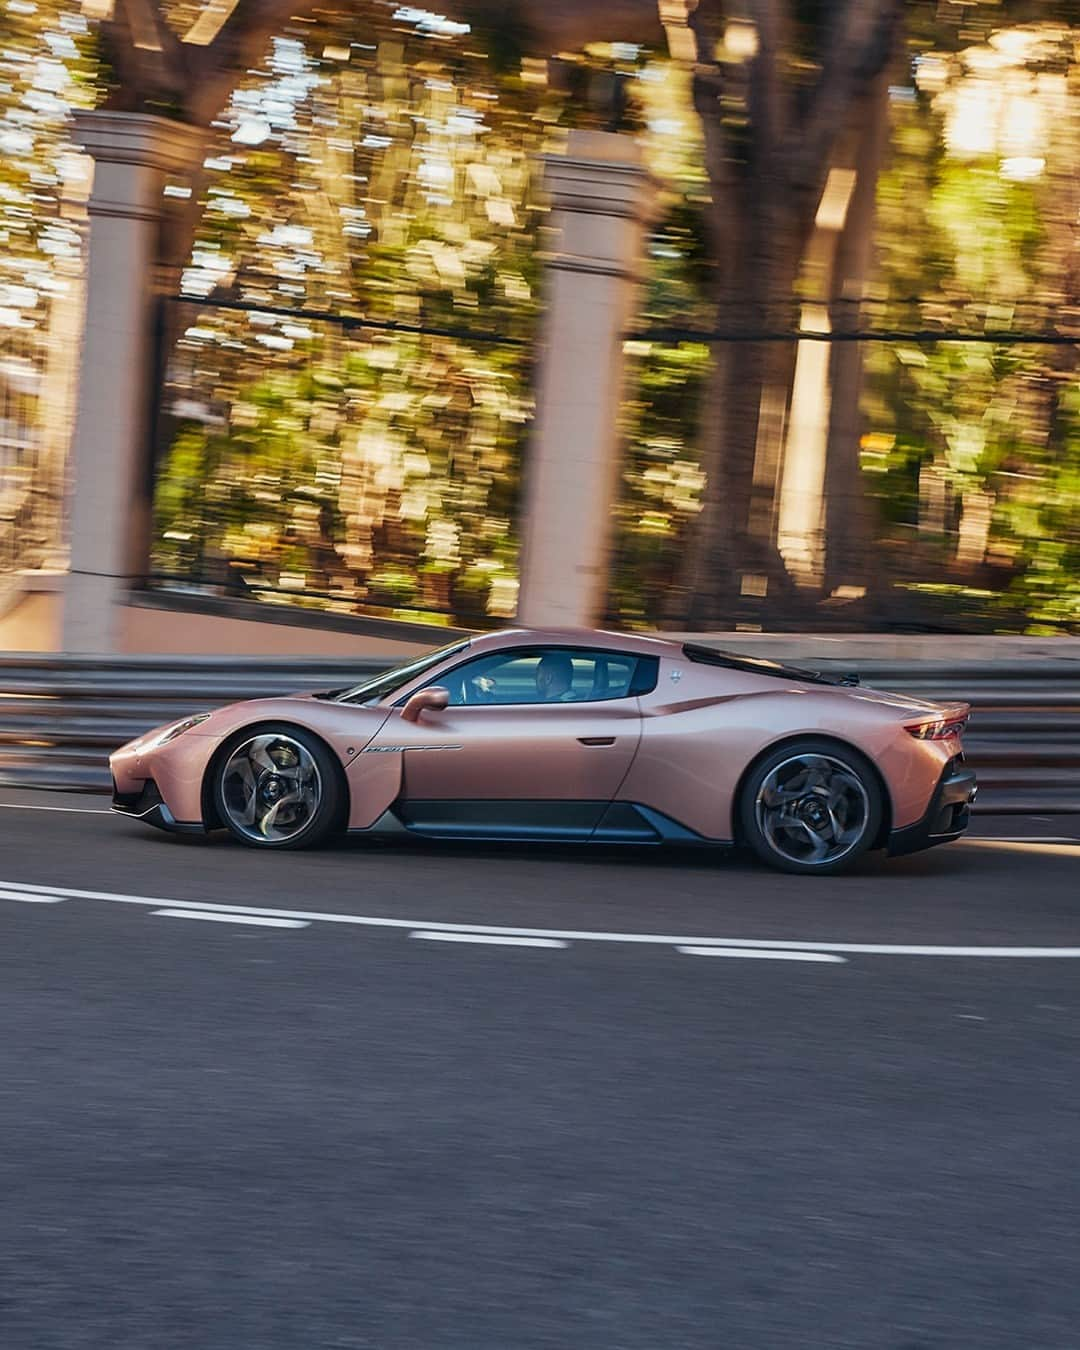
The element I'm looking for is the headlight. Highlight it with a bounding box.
[148,713,211,748]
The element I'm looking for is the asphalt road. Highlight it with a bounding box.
[2,789,1079,1350]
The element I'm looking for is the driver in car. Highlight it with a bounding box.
[535,652,575,702]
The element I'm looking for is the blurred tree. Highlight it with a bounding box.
[6,0,1078,631]
[0,0,98,572]
[862,18,1080,632]
[617,1,1078,633]
[150,16,547,621]
[80,0,661,623]
[661,0,904,624]
[88,0,663,263]
[95,1,902,626]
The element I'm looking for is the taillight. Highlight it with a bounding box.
[906,718,967,740]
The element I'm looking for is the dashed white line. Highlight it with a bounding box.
[151,909,310,929]
[0,891,66,904]
[676,946,846,963]
[410,931,568,949]
[1,878,1079,959]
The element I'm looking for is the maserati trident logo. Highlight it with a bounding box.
[670,668,683,683]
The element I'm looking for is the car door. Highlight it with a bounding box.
[367,646,651,840]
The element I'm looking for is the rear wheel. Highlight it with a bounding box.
[739,739,883,875]
[212,725,344,849]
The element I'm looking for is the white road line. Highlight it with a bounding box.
[676,946,846,963]
[0,802,111,815]
[959,840,1080,857]
[410,931,568,949]
[151,908,310,929]
[971,837,1079,845]
[0,892,66,904]
[1,879,1079,958]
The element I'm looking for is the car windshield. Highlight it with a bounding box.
[328,640,470,706]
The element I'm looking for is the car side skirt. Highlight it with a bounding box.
[350,799,729,847]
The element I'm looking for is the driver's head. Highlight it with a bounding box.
[536,652,573,700]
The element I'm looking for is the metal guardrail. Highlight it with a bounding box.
[0,655,1077,812]
[0,656,381,792]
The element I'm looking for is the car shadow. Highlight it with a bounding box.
[327,831,984,880]
[122,817,987,880]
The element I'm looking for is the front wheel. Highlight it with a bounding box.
[212,724,345,849]
[739,739,883,875]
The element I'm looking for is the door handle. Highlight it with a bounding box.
[578,736,616,746]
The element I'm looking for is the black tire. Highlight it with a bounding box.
[739,737,884,876]
[211,723,346,850]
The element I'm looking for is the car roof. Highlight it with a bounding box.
[464,627,682,659]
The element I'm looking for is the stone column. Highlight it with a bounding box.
[516,131,654,629]
[61,112,204,653]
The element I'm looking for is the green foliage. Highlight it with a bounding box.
[150,11,555,622]
[5,0,1079,635]
[607,58,712,627]
[0,1,99,565]
[0,0,97,262]
[149,8,656,625]
[865,19,1079,632]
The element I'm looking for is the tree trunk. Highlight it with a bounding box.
[665,39,807,628]
[666,0,903,629]
[670,172,813,628]
[822,68,891,595]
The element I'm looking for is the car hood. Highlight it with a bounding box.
[181,694,394,756]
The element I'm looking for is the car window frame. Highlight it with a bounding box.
[391,645,659,709]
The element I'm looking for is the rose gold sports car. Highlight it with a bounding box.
[110,628,977,874]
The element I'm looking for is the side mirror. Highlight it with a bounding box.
[400,686,450,724]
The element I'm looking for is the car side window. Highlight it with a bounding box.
[428,648,656,708]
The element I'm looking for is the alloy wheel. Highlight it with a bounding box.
[754,752,871,867]
[219,733,322,844]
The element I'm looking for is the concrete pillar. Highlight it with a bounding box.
[516,131,654,628]
[62,112,203,653]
